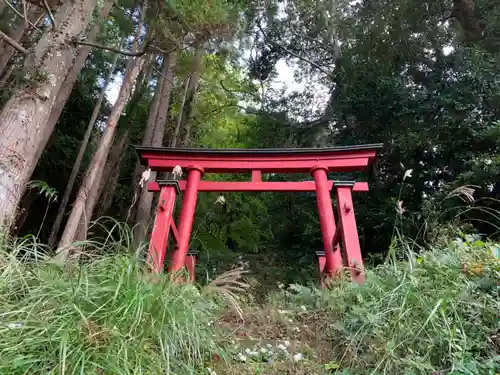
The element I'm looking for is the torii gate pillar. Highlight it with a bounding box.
[311,165,343,277]
[169,166,204,273]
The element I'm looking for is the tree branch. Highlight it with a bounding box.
[2,0,41,32]
[42,0,57,31]
[72,39,151,56]
[256,21,334,78]
[219,79,261,102]
[0,29,29,54]
[72,38,180,58]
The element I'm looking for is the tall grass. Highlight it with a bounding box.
[1,216,499,375]
[0,227,222,374]
[266,235,500,374]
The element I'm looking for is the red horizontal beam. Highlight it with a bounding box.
[144,156,371,173]
[148,181,369,193]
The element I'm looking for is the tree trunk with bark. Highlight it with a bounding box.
[170,76,190,148]
[181,43,204,146]
[94,131,130,218]
[86,129,128,222]
[34,0,114,164]
[0,2,6,17]
[71,127,129,242]
[0,0,98,229]
[57,54,146,254]
[90,57,155,223]
[127,54,166,222]
[0,13,45,89]
[47,51,119,247]
[0,6,42,77]
[133,52,177,245]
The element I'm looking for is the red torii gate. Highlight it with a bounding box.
[136,144,382,284]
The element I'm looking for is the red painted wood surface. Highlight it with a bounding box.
[168,167,203,273]
[147,185,177,273]
[336,185,365,283]
[145,157,370,173]
[137,145,380,173]
[311,166,343,277]
[148,180,369,192]
[185,254,197,282]
[316,253,327,288]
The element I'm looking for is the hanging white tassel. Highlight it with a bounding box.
[139,167,151,188]
[172,165,183,179]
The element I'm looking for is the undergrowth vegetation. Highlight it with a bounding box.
[0,233,223,374]
[0,227,498,375]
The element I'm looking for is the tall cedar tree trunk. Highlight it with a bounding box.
[0,62,17,88]
[0,0,97,228]
[94,131,130,218]
[0,6,42,76]
[170,76,190,148]
[133,52,177,245]
[34,0,114,163]
[128,54,166,222]
[79,55,154,234]
[47,51,119,247]
[181,43,204,146]
[160,76,189,182]
[80,128,128,232]
[57,55,146,253]
[57,0,148,249]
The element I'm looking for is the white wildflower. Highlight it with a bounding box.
[403,169,413,180]
[283,340,290,347]
[237,353,247,362]
[300,305,307,311]
[293,353,304,362]
[396,200,405,215]
[172,165,183,178]
[215,195,226,205]
[260,347,268,353]
[277,344,287,351]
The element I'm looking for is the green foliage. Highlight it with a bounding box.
[266,237,500,375]
[0,231,222,374]
[2,221,500,375]
[26,180,58,204]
